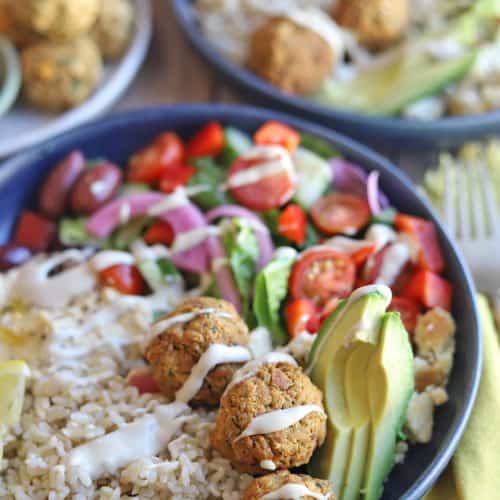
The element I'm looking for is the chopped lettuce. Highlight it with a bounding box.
[59,218,105,248]
[370,207,397,226]
[300,133,339,160]
[112,216,151,250]
[138,258,180,292]
[253,248,297,345]
[263,209,320,249]
[188,157,231,210]
[221,218,260,322]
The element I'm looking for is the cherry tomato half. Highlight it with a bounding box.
[254,121,301,153]
[311,193,370,236]
[228,156,295,212]
[395,213,445,273]
[285,299,319,338]
[388,296,422,336]
[186,121,225,158]
[278,204,307,245]
[99,264,147,295]
[127,132,185,184]
[14,211,56,253]
[290,248,356,307]
[159,164,196,193]
[144,221,175,246]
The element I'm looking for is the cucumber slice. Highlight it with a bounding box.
[138,258,180,291]
[314,51,476,116]
[218,127,253,167]
[292,147,333,208]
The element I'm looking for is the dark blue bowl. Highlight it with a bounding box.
[172,0,500,152]
[0,105,481,499]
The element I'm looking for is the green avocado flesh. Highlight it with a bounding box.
[313,51,476,116]
[308,289,414,500]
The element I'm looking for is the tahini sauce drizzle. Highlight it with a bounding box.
[261,483,332,500]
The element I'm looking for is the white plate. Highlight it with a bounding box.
[0,0,152,158]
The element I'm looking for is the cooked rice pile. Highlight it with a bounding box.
[0,282,252,499]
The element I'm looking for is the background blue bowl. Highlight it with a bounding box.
[0,104,481,499]
[172,0,500,152]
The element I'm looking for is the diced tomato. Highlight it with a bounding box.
[402,270,453,311]
[228,155,295,211]
[285,299,319,338]
[395,214,445,273]
[186,121,225,158]
[14,211,56,253]
[290,248,356,307]
[144,221,175,246]
[319,296,341,325]
[127,367,161,394]
[278,204,307,245]
[99,264,147,295]
[311,193,370,236]
[389,296,422,336]
[127,132,185,183]
[254,121,301,153]
[159,164,196,193]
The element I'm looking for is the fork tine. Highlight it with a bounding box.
[457,164,471,240]
[443,161,457,238]
[478,161,499,236]
[468,163,487,240]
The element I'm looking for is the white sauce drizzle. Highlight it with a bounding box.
[224,352,297,396]
[130,239,170,262]
[286,7,344,56]
[147,187,190,216]
[234,404,325,441]
[175,344,251,403]
[307,284,392,372]
[261,483,331,500]
[12,251,96,309]
[118,202,131,225]
[66,402,189,480]
[90,251,135,272]
[259,459,277,471]
[375,243,410,287]
[151,308,233,337]
[223,145,295,189]
[248,326,273,358]
[323,236,373,255]
[365,224,396,251]
[170,226,220,254]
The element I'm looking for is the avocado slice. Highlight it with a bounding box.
[314,51,476,116]
[342,342,374,500]
[308,286,391,496]
[362,312,414,500]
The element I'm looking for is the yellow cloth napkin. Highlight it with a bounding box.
[425,294,500,500]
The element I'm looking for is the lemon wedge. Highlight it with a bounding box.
[0,360,30,460]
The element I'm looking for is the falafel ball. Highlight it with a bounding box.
[248,16,335,95]
[210,361,326,474]
[333,0,409,49]
[12,0,99,41]
[0,0,44,48]
[243,471,334,500]
[21,36,102,111]
[91,0,134,61]
[145,297,249,406]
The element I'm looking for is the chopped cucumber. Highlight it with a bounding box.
[292,147,333,208]
[120,183,150,196]
[370,207,397,226]
[218,127,253,167]
[59,218,104,247]
[138,258,180,291]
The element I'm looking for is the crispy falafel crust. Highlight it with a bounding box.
[248,17,335,95]
[243,471,334,500]
[210,362,326,474]
[145,297,249,406]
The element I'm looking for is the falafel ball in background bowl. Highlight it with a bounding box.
[0,105,480,499]
[0,0,151,157]
[173,0,500,150]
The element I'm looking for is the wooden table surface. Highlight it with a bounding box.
[117,0,435,183]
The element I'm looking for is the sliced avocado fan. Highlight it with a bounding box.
[311,0,498,116]
[308,286,414,500]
